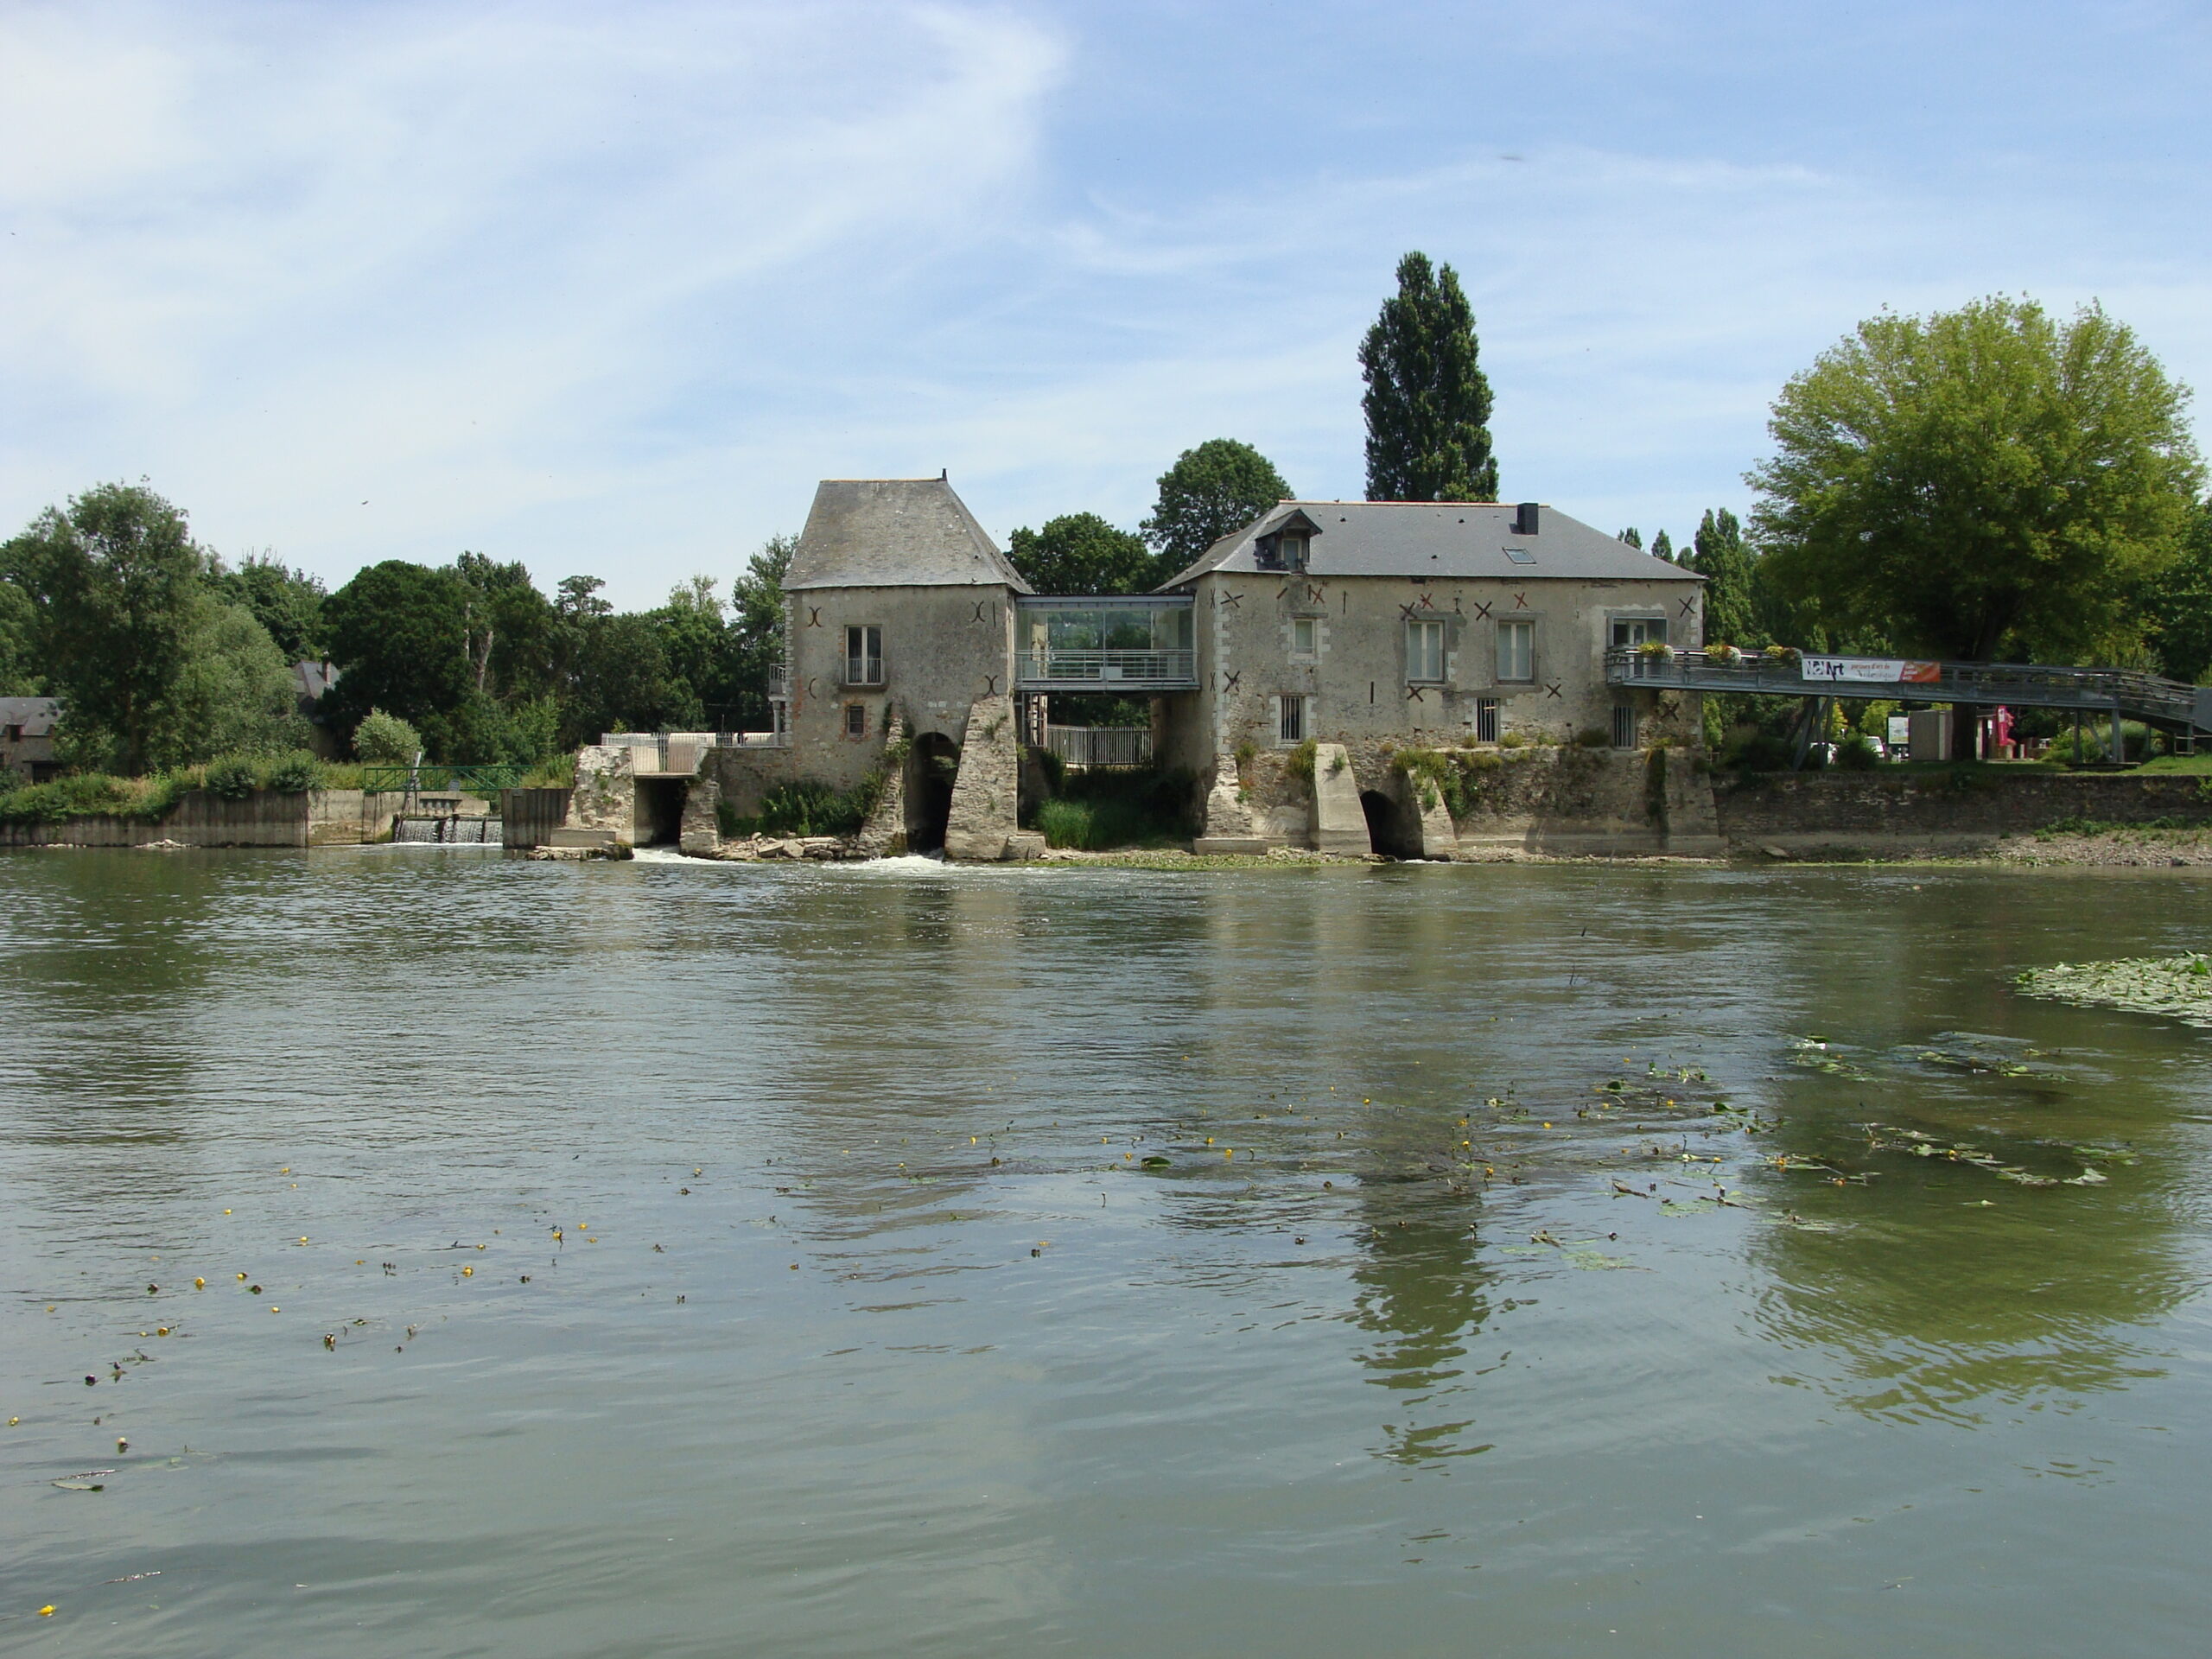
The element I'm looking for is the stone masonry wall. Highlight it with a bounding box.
[1715,769,2212,855]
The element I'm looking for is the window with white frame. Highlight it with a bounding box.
[844,625,883,686]
[1497,620,1534,682]
[1277,695,1310,745]
[1407,619,1446,683]
[1291,616,1317,658]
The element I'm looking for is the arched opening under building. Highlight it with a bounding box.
[1359,788,1420,859]
[906,733,959,852]
[634,778,687,846]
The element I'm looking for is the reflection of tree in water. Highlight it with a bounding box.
[1348,1198,1496,1465]
[1745,1157,2191,1422]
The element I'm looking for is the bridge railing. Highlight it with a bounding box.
[1605,648,2206,726]
[1015,647,1197,688]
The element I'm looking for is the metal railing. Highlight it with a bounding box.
[360,763,528,798]
[1014,647,1198,689]
[1044,725,1154,768]
[1605,648,2212,729]
[766,665,788,697]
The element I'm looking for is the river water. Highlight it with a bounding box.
[3,847,2209,1656]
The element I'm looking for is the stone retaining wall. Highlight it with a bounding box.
[1713,768,2212,856]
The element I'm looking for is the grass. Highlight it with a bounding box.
[0,752,327,824]
[1029,766,1196,851]
[720,774,883,840]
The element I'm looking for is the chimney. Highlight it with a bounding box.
[1514,502,1541,536]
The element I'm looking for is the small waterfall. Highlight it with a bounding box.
[392,817,502,844]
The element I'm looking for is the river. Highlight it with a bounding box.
[3,847,2208,1656]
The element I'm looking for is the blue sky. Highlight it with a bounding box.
[3,0,2209,607]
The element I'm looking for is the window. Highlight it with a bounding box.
[1281,533,1306,570]
[1504,546,1536,566]
[1610,618,1666,648]
[1407,620,1446,683]
[1611,702,1638,749]
[1497,620,1534,682]
[1476,698,1499,743]
[1291,617,1317,657]
[843,702,868,739]
[1278,695,1308,745]
[844,625,883,686]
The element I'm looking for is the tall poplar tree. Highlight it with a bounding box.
[1689,509,1758,647]
[1359,251,1498,502]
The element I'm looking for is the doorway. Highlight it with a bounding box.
[906,734,959,852]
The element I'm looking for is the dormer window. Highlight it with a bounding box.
[1281,533,1306,570]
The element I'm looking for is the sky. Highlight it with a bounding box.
[4,0,2210,609]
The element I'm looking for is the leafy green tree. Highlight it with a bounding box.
[353,709,423,764]
[1007,512,1155,594]
[1359,251,1498,503]
[1688,509,1758,647]
[161,599,311,763]
[1616,527,1643,550]
[726,533,794,732]
[2,482,205,773]
[2143,499,2212,683]
[1141,441,1292,575]
[562,612,689,744]
[0,577,37,696]
[448,552,560,702]
[215,555,327,662]
[653,575,740,728]
[1649,529,1674,563]
[1749,296,2203,662]
[322,561,472,743]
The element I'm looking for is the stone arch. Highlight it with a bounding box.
[1359,788,1420,859]
[906,733,959,853]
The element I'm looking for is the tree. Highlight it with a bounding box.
[563,611,686,743]
[725,534,794,733]
[1007,512,1155,594]
[0,577,37,696]
[161,599,311,763]
[1140,441,1292,575]
[2143,499,2212,683]
[321,561,472,741]
[1617,527,1643,550]
[652,575,734,728]
[215,554,327,663]
[1649,529,1674,563]
[1749,296,2203,663]
[2,482,205,773]
[353,709,423,764]
[1688,509,1758,647]
[1359,251,1498,503]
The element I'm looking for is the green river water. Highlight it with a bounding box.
[2,847,2209,1656]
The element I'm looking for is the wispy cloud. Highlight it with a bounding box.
[3,1,2208,603]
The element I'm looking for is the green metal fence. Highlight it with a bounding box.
[359,764,529,797]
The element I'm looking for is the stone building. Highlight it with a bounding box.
[0,696,60,783]
[558,481,1718,859]
[1147,500,1708,852]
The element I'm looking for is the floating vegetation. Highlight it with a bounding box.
[1859,1125,2114,1188]
[1788,1037,1875,1080]
[2015,953,2212,1029]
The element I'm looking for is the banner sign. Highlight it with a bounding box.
[1802,655,1942,684]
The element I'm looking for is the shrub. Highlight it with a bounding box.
[1035,766,1196,849]
[1573,727,1611,749]
[1726,731,1794,772]
[1835,734,1878,771]
[727,774,887,839]
[521,754,576,789]
[0,771,193,825]
[353,709,423,765]
[204,755,259,799]
[1033,747,1065,791]
[1498,731,1527,749]
[264,751,322,792]
[1284,737,1318,783]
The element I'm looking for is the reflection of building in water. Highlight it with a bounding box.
[1351,1211,1497,1465]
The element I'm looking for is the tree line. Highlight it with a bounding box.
[5,268,2207,774]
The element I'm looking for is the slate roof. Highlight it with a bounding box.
[1157,502,1703,588]
[0,696,60,738]
[785,477,1033,594]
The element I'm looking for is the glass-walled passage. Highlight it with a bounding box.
[1014,596,1198,690]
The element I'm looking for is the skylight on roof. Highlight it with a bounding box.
[1504,546,1536,565]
